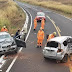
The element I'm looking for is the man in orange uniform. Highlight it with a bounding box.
[47,32,56,41]
[37,27,44,48]
[41,18,45,30]
[1,26,8,32]
[34,18,37,31]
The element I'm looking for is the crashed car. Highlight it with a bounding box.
[0,32,26,55]
[43,36,72,63]
[36,11,46,21]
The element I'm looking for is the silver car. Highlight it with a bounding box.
[0,32,26,55]
[43,36,72,63]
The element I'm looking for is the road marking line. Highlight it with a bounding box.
[56,26,61,32]
[47,16,61,36]
[6,6,33,72]
[25,9,32,42]
[0,70,2,72]
[6,47,22,72]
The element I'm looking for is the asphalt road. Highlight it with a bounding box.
[1,1,72,72]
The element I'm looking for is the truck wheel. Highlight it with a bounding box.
[61,54,68,63]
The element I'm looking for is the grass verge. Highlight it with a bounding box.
[0,0,26,34]
[17,0,72,18]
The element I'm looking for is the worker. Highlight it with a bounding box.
[37,27,44,48]
[47,32,56,41]
[34,18,37,30]
[41,18,45,30]
[14,29,21,39]
[1,26,8,32]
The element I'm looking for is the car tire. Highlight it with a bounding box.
[61,54,68,63]
[44,56,47,59]
[14,48,18,53]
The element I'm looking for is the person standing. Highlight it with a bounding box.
[34,18,37,31]
[41,18,45,30]
[1,26,8,32]
[37,27,44,48]
[14,29,20,39]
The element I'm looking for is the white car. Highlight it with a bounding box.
[0,32,26,55]
[43,36,72,63]
[36,12,46,21]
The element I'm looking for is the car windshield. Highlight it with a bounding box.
[46,41,58,48]
[37,12,45,16]
[0,34,10,39]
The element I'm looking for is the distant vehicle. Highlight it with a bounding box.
[43,36,72,63]
[36,11,46,22]
[0,32,26,55]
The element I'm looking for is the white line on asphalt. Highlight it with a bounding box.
[6,7,33,72]
[0,70,2,71]
[25,10,32,42]
[6,47,22,72]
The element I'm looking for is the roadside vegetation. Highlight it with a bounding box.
[18,0,72,18]
[0,0,26,34]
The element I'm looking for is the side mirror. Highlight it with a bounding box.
[15,38,26,48]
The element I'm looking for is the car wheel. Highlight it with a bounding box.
[61,54,68,63]
[14,48,18,53]
[44,56,47,59]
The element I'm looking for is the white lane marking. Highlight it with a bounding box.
[0,55,6,69]
[6,6,33,72]
[25,9,32,42]
[6,47,22,72]
[0,70,2,71]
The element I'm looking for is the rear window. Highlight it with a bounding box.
[37,12,45,16]
[46,41,58,48]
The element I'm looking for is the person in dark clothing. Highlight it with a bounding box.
[14,30,20,39]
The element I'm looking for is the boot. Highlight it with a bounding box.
[34,29,35,31]
[40,46,42,48]
[37,45,39,48]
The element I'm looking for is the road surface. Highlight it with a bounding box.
[1,1,72,72]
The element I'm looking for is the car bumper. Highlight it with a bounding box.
[0,45,17,54]
[43,51,63,60]
[37,18,46,21]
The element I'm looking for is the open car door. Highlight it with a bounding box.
[15,38,26,48]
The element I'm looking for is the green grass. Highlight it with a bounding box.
[0,0,26,34]
[18,0,72,18]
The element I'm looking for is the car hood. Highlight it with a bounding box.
[0,38,13,46]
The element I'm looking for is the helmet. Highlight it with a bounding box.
[40,27,42,30]
[3,26,6,28]
[53,32,56,36]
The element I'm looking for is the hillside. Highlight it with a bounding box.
[0,0,25,34]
